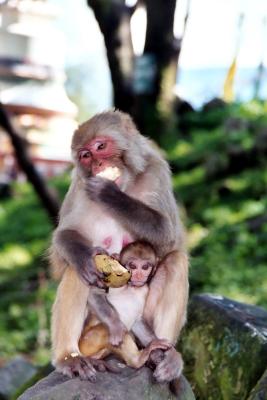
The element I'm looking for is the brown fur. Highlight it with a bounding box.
[120,240,157,266]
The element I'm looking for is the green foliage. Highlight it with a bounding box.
[0,177,69,365]
[171,100,267,307]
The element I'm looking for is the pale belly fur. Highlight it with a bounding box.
[107,286,148,330]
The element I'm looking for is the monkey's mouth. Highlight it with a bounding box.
[96,166,121,182]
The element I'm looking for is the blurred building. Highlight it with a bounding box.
[0,0,77,180]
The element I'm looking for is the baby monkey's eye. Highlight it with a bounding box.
[142,263,152,270]
[128,262,136,270]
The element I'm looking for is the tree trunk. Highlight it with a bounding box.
[133,0,180,140]
[87,0,135,112]
[87,0,186,143]
[0,103,60,225]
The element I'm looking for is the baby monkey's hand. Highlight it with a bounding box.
[108,320,127,347]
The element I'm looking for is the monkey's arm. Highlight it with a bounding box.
[131,318,157,346]
[132,316,184,383]
[52,228,105,288]
[86,178,173,251]
[88,288,127,346]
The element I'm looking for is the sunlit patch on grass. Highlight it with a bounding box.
[239,101,267,118]
[173,166,205,188]
[0,244,33,270]
[202,199,266,226]
[188,224,209,249]
[169,141,193,159]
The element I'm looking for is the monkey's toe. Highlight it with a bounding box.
[90,358,120,373]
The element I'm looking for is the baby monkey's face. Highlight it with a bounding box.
[124,258,154,287]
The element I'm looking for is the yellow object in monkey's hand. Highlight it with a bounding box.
[94,255,131,288]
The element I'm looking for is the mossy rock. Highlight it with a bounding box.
[179,294,267,400]
[247,368,267,400]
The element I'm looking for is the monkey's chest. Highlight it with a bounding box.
[83,213,132,254]
[107,286,148,330]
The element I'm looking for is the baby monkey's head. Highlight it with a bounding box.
[120,241,157,287]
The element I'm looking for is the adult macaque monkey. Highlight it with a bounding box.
[50,110,189,382]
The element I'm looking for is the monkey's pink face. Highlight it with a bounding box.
[125,259,154,287]
[78,136,122,182]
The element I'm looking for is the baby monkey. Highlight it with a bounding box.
[79,241,171,369]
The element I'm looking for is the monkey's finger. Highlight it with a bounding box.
[81,358,97,381]
[96,363,106,372]
[91,359,106,372]
[69,359,88,381]
[103,361,121,373]
[92,246,109,257]
[80,270,106,289]
[60,365,75,379]
[149,349,164,366]
[95,278,107,289]
[95,270,107,280]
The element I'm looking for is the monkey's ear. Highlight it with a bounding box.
[122,115,139,136]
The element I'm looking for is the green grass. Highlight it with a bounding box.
[171,100,267,307]
[0,176,69,365]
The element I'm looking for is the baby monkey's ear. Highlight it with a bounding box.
[147,259,159,284]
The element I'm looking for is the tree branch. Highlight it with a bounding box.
[0,103,60,226]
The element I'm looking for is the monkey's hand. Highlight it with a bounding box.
[153,347,183,383]
[56,355,97,381]
[55,229,107,289]
[146,339,172,354]
[108,319,127,347]
[79,257,107,289]
[86,176,118,202]
[92,246,109,257]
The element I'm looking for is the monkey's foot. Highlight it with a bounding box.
[90,358,120,373]
[153,348,183,383]
[148,349,165,366]
[57,356,97,381]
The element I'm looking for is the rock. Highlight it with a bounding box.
[247,369,267,400]
[180,294,267,400]
[0,356,37,399]
[18,359,195,400]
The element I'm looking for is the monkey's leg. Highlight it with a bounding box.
[88,287,127,346]
[145,251,188,343]
[79,323,109,357]
[112,334,171,369]
[144,251,189,382]
[52,268,98,381]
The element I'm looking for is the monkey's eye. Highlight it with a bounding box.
[142,263,152,271]
[96,142,107,151]
[79,150,91,160]
[128,262,137,270]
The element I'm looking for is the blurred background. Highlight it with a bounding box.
[0,0,266,370]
